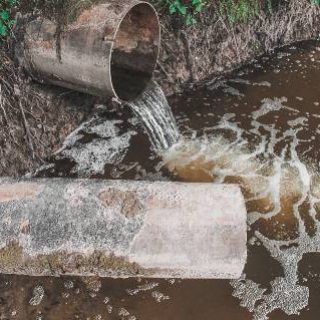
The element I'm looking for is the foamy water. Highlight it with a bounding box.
[53,116,136,177]
[162,92,320,319]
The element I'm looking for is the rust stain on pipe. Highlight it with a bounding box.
[99,188,146,218]
[0,183,44,203]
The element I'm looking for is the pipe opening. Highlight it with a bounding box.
[111,3,160,102]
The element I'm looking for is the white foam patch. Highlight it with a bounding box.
[252,97,288,120]
[126,282,159,296]
[151,291,170,303]
[56,118,136,176]
[29,285,45,306]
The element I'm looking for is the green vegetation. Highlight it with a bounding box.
[218,0,260,25]
[156,0,319,27]
[153,0,272,26]
[1,0,319,35]
[152,0,206,25]
[0,0,17,36]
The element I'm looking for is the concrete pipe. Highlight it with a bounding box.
[0,178,247,279]
[16,1,160,102]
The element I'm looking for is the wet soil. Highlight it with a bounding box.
[0,74,94,177]
[0,40,320,319]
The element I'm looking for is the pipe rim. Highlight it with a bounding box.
[109,1,161,102]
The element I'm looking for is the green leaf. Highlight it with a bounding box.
[0,23,8,36]
[175,1,187,15]
[7,0,17,5]
[169,3,177,13]
[0,10,10,21]
[195,3,204,13]
[185,14,196,25]
[8,19,15,27]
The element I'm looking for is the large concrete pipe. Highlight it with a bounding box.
[0,178,247,279]
[16,1,160,102]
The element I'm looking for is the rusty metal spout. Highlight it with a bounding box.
[17,1,161,102]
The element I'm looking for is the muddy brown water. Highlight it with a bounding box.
[1,40,320,319]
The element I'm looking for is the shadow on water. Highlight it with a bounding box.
[1,40,320,319]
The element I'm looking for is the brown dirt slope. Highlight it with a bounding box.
[0,43,94,176]
[155,0,320,94]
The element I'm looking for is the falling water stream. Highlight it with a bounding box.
[127,81,180,151]
[1,40,320,319]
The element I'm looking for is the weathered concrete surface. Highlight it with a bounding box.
[16,1,160,101]
[0,178,247,279]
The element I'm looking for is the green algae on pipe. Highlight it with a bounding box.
[0,178,247,279]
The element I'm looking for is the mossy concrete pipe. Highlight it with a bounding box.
[16,0,160,102]
[0,178,247,279]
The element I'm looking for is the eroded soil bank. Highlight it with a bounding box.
[0,39,319,320]
[156,0,320,94]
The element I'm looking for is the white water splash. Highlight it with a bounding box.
[128,82,180,151]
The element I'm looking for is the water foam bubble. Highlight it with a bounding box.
[162,93,320,319]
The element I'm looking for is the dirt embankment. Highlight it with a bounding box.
[0,0,319,176]
[0,46,95,176]
[155,0,320,94]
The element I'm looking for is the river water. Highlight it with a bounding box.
[1,40,320,320]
